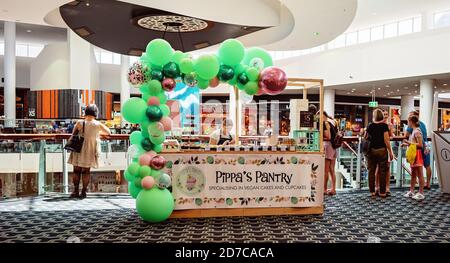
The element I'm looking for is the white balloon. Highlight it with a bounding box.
[249,57,264,71]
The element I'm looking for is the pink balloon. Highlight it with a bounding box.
[258,67,288,95]
[150,155,166,170]
[138,151,156,166]
[162,78,176,92]
[209,77,220,88]
[160,116,173,131]
[256,87,265,96]
[147,96,160,106]
[141,176,155,189]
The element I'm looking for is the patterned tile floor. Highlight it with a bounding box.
[0,188,449,243]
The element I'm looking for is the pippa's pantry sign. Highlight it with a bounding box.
[163,154,324,209]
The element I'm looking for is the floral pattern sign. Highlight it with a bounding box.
[163,153,324,210]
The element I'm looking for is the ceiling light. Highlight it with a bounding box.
[74,27,93,37]
[351,90,354,93]
[194,41,210,49]
[26,30,32,33]
[385,84,390,88]
[365,93,369,96]
[396,89,400,92]
[414,84,418,87]
[414,90,417,93]
[444,83,448,86]
[377,87,381,90]
[128,49,144,56]
[313,32,320,36]
[346,92,350,94]
[404,87,408,89]
[408,93,411,95]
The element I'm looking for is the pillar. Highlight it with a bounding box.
[400,95,415,120]
[4,21,16,128]
[419,79,434,137]
[120,55,130,127]
[324,88,335,118]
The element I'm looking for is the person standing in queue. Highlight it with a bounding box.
[320,111,337,196]
[405,111,431,190]
[209,118,235,146]
[68,104,111,199]
[364,109,394,198]
[375,110,395,196]
[402,115,425,200]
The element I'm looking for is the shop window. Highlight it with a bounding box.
[28,45,44,57]
[370,26,384,41]
[434,10,450,28]
[413,16,422,32]
[384,22,398,38]
[345,32,358,46]
[398,19,413,35]
[331,34,346,49]
[358,29,370,43]
[113,53,121,65]
[16,44,28,57]
[100,51,113,64]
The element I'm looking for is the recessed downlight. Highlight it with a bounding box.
[444,83,448,86]
[385,84,390,88]
[26,30,32,33]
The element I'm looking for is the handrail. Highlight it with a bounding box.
[343,141,358,156]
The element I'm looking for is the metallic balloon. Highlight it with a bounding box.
[162,78,176,92]
[237,72,249,85]
[140,138,154,151]
[150,69,164,82]
[150,155,167,170]
[127,62,149,88]
[258,67,288,95]
[183,72,198,87]
[162,62,181,78]
[217,64,235,81]
[146,105,163,122]
[157,173,172,189]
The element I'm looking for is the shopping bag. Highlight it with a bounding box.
[406,143,417,165]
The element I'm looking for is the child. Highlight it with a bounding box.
[402,115,425,200]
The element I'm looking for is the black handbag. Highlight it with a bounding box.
[361,134,371,155]
[64,121,85,152]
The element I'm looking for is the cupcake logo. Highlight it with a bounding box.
[176,166,205,196]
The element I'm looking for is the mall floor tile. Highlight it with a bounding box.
[0,188,449,243]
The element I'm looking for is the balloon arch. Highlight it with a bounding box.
[122,38,287,222]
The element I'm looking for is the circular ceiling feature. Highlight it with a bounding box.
[136,15,209,32]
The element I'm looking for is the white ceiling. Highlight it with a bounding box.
[0,21,67,45]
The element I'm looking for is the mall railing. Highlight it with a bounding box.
[0,134,438,199]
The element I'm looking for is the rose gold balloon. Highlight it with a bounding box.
[150,155,166,170]
[209,77,220,88]
[162,78,176,91]
[258,67,287,95]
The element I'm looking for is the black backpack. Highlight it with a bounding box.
[328,120,344,149]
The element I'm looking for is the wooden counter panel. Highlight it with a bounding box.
[170,206,323,218]
[162,150,325,155]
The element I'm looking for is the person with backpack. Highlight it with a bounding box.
[320,111,341,196]
[364,109,394,198]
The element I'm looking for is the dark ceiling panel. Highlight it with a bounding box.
[59,0,268,55]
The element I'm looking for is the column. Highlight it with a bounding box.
[120,55,130,127]
[324,88,335,118]
[400,95,415,120]
[4,21,16,128]
[421,11,434,30]
[420,79,435,137]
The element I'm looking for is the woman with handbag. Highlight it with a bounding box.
[364,109,394,198]
[67,104,111,198]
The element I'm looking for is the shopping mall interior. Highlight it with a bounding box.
[0,0,450,247]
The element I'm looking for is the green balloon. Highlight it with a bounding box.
[237,72,249,85]
[127,162,140,176]
[179,58,194,74]
[141,137,154,151]
[151,169,162,179]
[218,39,245,66]
[234,63,248,75]
[130,131,143,145]
[146,105,163,122]
[150,134,165,145]
[160,104,170,117]
[194,54,220,80]
[139,165,151,178]
[142,93,150,102]
[197,78,209,89]
[218,64,235,81]
[148,80,162,95]
[228,73,238,86]
[140,119,150,138]
[171,50,185,64]
[242,47,273,68]
[244,81,259,95]
[162,62,180,78]
[146,39,174,67]
[157,92,168,104]
[128,182,141,199]
[134,177,142,188]
[237,81,246,90]
[139,83,150,94]
[121,97,147,124]
[153,143,163,153]
[136,188,174,222]
[124,170,135,182]
[150,69,164,82]
[246,67,260,81]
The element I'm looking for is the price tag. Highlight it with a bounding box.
[262,146,268,151]
[271,146,277,151]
